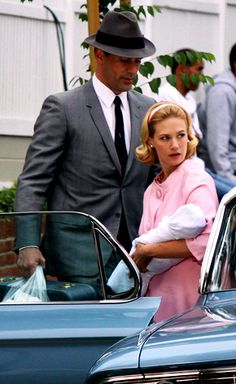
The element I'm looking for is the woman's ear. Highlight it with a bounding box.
[147,138,153,148]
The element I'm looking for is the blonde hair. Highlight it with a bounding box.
[136,101,198,165]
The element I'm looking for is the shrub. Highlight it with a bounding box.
[0,182,17,213]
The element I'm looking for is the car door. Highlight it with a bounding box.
[0,211,160,384]
[200,187,236,293]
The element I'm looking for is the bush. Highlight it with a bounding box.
[0,182,17,213]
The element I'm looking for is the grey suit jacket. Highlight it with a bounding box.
[14,80,155,278]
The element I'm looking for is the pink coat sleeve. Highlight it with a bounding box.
[185,181,218,261]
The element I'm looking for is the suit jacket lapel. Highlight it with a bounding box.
[125,92,142,176]
[84,81,121,172]
[84,82,143,177]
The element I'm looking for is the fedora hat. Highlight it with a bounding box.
[84,10,156,58]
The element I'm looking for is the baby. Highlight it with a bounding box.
[108,204,206,295]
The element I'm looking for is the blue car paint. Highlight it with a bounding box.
[0,297,160,384]
[86,188,236,383]
[140,298,236,370]
[87,292,236,383]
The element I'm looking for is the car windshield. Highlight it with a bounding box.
[201,195,236,293]
[0,211,140,303]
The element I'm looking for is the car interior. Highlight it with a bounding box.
[0,211,140,303]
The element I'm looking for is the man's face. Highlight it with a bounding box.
[184,60,204,91]
[95,50,141,94]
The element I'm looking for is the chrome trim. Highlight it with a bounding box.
[93,373,144,383]
[94,225,141,299]
[137,322,159,347]
[144,369,200,381]
[200,186,236,293]
[144,366,236,383]
[93,366,236,383]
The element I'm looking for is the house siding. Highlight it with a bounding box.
[0,0,235,185]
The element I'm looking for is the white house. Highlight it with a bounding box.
[0,0,235,186]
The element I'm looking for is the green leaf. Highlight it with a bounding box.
[69,76,88,87]
[204,75,215,86]
[195,51,204,61]
[79,13,88,22]
[190,73,200,85]
[181,73,190,87]
[199,74,207,83]
[139,61,154,78]
[133,75,138,86]
[149,78,161,93]
[173,52,187,65]
[166,55,173,68]
[80,3,87,10]
[133,86,143,94]
[137,6,146,18]
[157,55,173,68]
[166,74,177,87]
[147,6,154,16]
[186,51,197,64]
[153,5,161,13]
[202,52,216,63]
[157,55,167,67]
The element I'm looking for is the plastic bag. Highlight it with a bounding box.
[2,266,49,303]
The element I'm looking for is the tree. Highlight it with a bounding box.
[20,0,215,93]
[77,0,215,93]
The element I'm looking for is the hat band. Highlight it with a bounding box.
[96,30,145,50]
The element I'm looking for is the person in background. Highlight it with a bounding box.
[198,43,236,184]
[157,48,235,200]
[132,101,218,322]
[14,11,156,281]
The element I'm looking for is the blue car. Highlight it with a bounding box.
[0,211,159,384]
[86,188,236,384]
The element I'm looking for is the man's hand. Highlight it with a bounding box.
[17,247,46,277]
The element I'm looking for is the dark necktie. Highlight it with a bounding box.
[114,96,128,175]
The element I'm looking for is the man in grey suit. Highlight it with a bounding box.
[14,11,156,282]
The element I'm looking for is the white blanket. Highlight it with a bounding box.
[108,204,206,295]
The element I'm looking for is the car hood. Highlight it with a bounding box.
[140,297,236,371]
[87,296,236,383]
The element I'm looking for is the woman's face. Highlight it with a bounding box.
[149,116,188,175]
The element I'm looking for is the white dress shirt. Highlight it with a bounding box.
[93,74,131,152]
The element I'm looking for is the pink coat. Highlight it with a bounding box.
[140,159,219,322]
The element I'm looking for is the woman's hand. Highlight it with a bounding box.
[131,239,192,273]
[131,243,151,273]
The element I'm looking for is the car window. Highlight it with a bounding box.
[204,200,236,292]
[0,212,140,304]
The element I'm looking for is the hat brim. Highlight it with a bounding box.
[84,34,156,58]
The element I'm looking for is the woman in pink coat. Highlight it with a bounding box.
[132,101,218,322]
